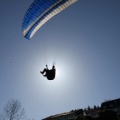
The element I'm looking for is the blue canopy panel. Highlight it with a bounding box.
[22,0,77,39]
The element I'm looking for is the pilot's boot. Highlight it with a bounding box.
[40,71,44,74]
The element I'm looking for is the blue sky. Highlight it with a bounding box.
[0,0,120,119]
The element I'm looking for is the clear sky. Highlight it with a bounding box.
[0,0,120,119]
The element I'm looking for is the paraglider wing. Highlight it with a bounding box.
[22,0,77,40]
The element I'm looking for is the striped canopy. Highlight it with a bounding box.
[22,0,77,39]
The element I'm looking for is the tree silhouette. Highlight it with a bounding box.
[0,99,26,120]
[87,106,91,110]
[93,105,97,109]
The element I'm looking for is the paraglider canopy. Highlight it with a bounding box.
[22,0,78,39]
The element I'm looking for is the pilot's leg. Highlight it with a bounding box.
[40,68,47,74]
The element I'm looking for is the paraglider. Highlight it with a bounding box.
[22,0,77,80]
[40,64,56,80]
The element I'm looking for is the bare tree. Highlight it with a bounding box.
[0,99,26,120]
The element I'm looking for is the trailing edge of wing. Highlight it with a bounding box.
[22,0,77,39]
